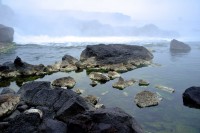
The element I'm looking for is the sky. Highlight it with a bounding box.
[1,0,200,40]
[2,0,200,22]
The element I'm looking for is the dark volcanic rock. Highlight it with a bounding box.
[67,107,143,133]
[3,113,42,133]
[0,57,46,78]
[39,118,67,133]
[170,39,191,52]
[19,81,92,113]
[183,86,200,109]
[80,44,153,70]
[0,24,14,43]
[4,81,143,133]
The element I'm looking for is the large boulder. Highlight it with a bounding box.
[0,24,14,43]
[80,44,153,71]
[67,107,143,133]
[18,81,92,113]
[183,86,200,109]
[0,56,46,78]
[170,39,191,52]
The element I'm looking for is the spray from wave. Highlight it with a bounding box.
[14,33,172,47]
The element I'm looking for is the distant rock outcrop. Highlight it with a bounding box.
[0,24,14,43]
[170,39,191,52]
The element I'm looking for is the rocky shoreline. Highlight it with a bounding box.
[0,44,153,133]
[1,41,199,132]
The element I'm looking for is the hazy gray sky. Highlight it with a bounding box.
[2,0,200,39]
[3,0,200,22]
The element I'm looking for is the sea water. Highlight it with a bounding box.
[0,38,200,133]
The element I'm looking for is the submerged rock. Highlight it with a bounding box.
[134,91,161,108]
[90,80,98,87]
[52,76,76,88]
[170,39,191,52]
[85,95,99,105]
[155,85,175,93]
[183,86,200,109]
[89,72,110,82]
[138,79,150,86]
[80,44,153,71]
[0,94,20,118]
[112,77,135,90]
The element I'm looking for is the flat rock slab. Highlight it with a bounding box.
[183,86,200,109]
[52,76,76,88]
[134,91,161,108]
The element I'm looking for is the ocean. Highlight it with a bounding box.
[0,36,200,133]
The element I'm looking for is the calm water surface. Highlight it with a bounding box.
[0,42,200,133]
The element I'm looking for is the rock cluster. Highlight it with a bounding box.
[0,81,143,133]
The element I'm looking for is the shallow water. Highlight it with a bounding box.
[0,42,200,133]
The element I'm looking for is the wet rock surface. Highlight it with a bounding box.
[183,86,200,109]
[89,72,110,82]
[52,76,76,88]
[112,77,135,90]
[80,44,153,71]
[1,81,143,133]
[134,91,161,108]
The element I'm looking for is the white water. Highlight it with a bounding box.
[14,33,172,47]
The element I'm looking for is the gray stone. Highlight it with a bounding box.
[170,39,191,52]
[112,77,135,90]
[108,71,120,79]
[138,79,150,86]
[89,72,110,82]
[85,95,99,105]
[52,76,76,88]
[134,91,161,108]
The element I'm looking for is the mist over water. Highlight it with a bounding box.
[1,0,200,42]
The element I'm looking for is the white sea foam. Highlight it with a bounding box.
[14,33,171,47]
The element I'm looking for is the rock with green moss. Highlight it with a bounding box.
[112,77,135,90]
